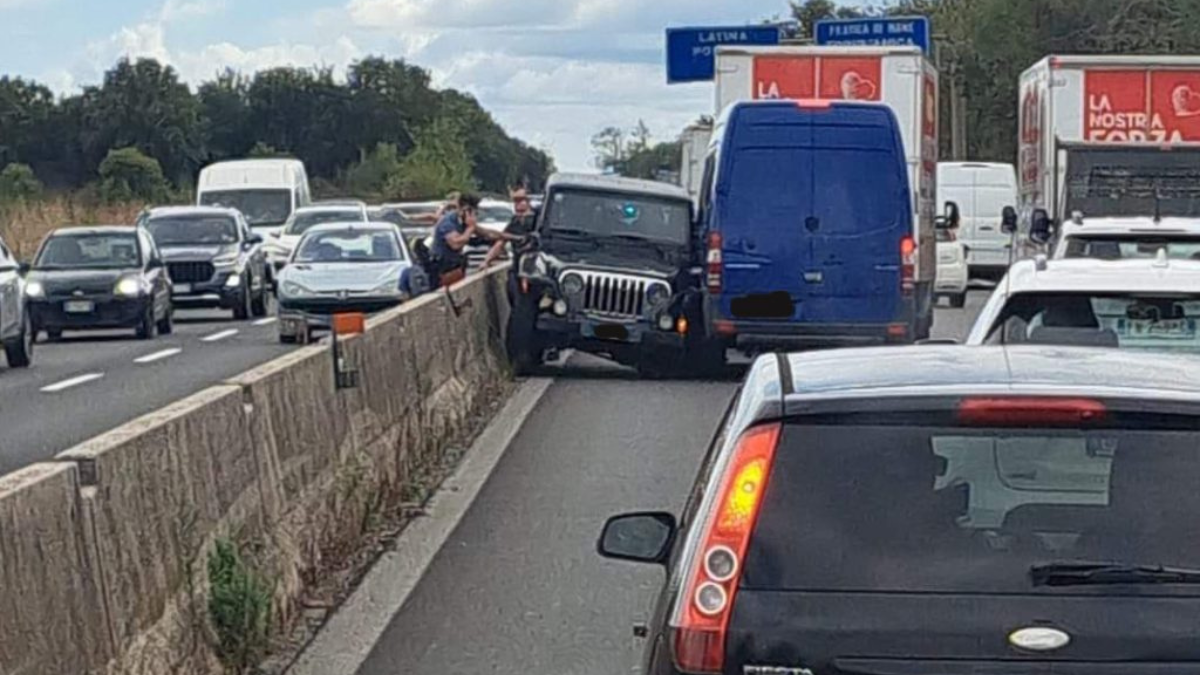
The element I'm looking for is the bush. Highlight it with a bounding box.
[0,163,44,202]
[248,142,284,158]
[343,143,403,198]
[97,147,168,203]
[207,539,272,673]
[387,119,477,200]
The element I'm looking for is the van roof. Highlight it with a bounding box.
[546,173,690,202]
[198,159,305,190]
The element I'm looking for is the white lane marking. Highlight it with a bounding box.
[201,329,239,343]
[134,348,182,364]
[253,317,277,326]
[41,373,104,393]
[288,377,554,675]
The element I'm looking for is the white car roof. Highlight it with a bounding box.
[1000,257,1200,294]
[146,205,241,219]
[301,221,398,235]
[1059,216,1200,238]
[292,205,366,216]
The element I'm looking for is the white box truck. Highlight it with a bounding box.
[1019,55,1200,252]
[713,45,940,328]
[679,120,714,206]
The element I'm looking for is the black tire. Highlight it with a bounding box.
[506,296,542,376]
[136,305,156,340]
[279,332,298,345]
[949,293,967,309]
[45,328,63,342]
[250,282,268,318]
[684,338,727,379]
[4,314,33,368]
[232,285,251,321]
[157,305,174,335]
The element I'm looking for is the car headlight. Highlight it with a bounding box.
[281,281,312,297]
[24,281,44,298]
[115,277,143,297]
[560,273,584,296]
[213,254,239,267]
[646,284,671,308]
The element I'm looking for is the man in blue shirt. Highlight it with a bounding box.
[430,193,480,287]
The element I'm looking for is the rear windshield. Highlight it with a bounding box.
[146,216,238,246]
[745,420,1200,595]
[984,292,1200,353]
[1063,236,1200,261]
[200,189,291,227]
[287,209,365,235]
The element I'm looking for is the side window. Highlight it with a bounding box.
[140,232,160,266]
[698,153,716,227]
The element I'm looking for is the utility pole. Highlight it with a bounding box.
[934,33,967,160]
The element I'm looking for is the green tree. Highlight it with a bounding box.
[0,163,43,202]
[591,126,627,172]
[97,147,168,203]
[344,143,404,197]
[624,141,683,181]
[388,118,477,199]
[198,70,252,162]
[0,77,56,169]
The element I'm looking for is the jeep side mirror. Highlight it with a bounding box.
[1030,208,1054,244]
[1001,206,1018,234]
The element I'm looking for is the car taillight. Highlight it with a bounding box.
[958,397,1107,426]
[706,232,723,294]
[900,235,916,296]
[671,423,781,674]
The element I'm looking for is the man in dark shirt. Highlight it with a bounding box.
[430,193,480,287]
[481,186,537,270]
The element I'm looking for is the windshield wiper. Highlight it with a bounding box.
[1031,561,1200,586]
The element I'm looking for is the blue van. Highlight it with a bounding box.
[700,99,927,352]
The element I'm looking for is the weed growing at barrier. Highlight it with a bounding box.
[208,538,273,674]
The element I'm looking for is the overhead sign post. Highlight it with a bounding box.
[814,16,932,54]
[666,26,782,84]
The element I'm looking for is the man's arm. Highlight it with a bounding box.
[443,223,476,250]
[481,239,507,269]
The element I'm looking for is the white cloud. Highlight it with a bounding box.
[347,0,574,30]
[174,37,363,83]
[160,0,227,22]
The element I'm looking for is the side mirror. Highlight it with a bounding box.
[18,262,30,276]
[597,512,677,565]
[1030,208,1054,245]
[942,201,961,229]
[247,234,264,245]
[1001,206,1018,234]
[147,258,164,270]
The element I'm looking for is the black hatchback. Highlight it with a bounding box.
[24,226,173,340]
[600,345,1200,675]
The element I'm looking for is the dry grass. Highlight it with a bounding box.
[0,197,146,260]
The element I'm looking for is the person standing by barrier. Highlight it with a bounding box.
[430,193,480,287]
[481,186,537,271]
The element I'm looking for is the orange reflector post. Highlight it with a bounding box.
[332,312,366,336]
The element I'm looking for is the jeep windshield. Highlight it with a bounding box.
[982,291,1200,353]
[543,189,690,246]
[1064,146,1200,219]
[747,416,1200,595]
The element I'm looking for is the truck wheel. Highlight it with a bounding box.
[4,314,33,368]
[506,295,541,376]
[685,338,728,379]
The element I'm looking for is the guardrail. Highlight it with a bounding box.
[0,267,512,675]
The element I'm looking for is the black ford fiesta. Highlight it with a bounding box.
[24,226,174,341]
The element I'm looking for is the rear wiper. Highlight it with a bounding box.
[1031,561,1200,586]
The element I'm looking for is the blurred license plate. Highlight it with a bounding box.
[64,300,94,313]
[1122,318,1196,338]
[174,283,192,294]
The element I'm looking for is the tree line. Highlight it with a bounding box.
[0,57,555,203]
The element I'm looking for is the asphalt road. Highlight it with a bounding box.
[0,305,295,476]
[352,289,992,675]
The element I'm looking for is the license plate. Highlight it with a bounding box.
[593,324,630,341]
[64,300,94,313]
[174,283,192,294]
[1121,318,1196,339]
[970,249,1009,265]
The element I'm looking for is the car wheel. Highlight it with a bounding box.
[136,305,156,340]
[250,282,268,318]
[949,292,967,309]
[4,314,33,368]
[233,285,251,321]
[279,331,297,344]
[157,305,174,335]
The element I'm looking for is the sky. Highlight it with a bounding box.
[0,0,812,171]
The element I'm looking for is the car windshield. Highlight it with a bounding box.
[479,205,513,223]
[286,210,365,235]
[200,189,291,227]
[984,292,1200,353]
[1063,236,1200,261]
[745,419,1200,595]
[1064,147,1200,219]
[294,230,402,263]
[36,233,141,270]
[544,189,690,244]
[146,215,238,246]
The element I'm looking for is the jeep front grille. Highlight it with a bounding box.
[572,271,665,318]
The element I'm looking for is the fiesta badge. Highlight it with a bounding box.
[1009,626,1071,652]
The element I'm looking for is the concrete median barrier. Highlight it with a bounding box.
[0,267,513,675]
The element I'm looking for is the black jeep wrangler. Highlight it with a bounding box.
[507,173,719,378]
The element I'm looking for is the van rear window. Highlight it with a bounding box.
[743,421,1200,595]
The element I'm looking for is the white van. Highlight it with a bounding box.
[196,159,311,234]
[937,162,1018,280]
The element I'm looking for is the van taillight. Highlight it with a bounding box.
[958,398,1107,426]
[671,423,781,674]
[900,235,916,296]
[707,232,723,294]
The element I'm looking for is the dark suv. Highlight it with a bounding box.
[139,206,269,320]
[508,173,717,377]
[600,345,1200,675]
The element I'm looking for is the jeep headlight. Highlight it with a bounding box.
[646,283,671,308]
[560,273,584,296]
